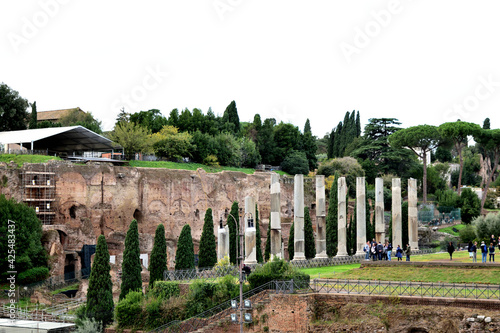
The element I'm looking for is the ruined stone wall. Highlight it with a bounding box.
[0,162,317,270]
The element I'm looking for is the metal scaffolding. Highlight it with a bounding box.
[22,164,56,225]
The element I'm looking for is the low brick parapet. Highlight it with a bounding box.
[360,261,500,268]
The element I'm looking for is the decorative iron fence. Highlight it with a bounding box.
[312,279,500,300]
[19,268,90,298]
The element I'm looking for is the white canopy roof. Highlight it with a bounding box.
[0,126,120,153]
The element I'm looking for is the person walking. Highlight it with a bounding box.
[481,241,488,263]
[468,241,473,259]
[447,241,455,261]
[387,242,393,261]
[396,245,403,261]
[471,241,477,263]
[489,243,495,262]
[405,244,411,261]
[377,242,384,261]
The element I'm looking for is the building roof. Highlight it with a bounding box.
[0,126,121,153]
[37,107,84,122]
[0,318,75,330]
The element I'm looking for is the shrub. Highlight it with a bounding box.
[318,157,364,197]
[115,291,144,328]
[75,317,102,333]
[18,267,49,284]
[148,281,180,300]
[280,150,309,175]
[459,188,481,224]
[203,154,219,167]
[247,258,310,289]
[459,224,476,243]
[473,213,500,242]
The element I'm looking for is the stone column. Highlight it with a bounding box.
[315,175,327,258]
[408,178,419,250]
[392,178,402,248]
[375,178,385,243]
[244,196,257,264]
[217,222,229,260]
[270,173,282,259]
[293,174,306,261]
[355,177,366,255]
[336,177,348,257]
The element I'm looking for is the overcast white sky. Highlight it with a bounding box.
[2,0,500,137]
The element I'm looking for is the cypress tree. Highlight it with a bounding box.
[402,201,409,249]
[327,130,335,159]
[303,119,318,170]
[119,219,142,300]
[86,235,114,328]
[198,208,217,268]
[264,220,271,261]
[326,171,339,256]
[29,101,37,129]
[227,202,240,265]
[175,224,195,270]
[288,220,294,260]
[149,224,167,287]
[356,110,361,137]
[304,207,316,259]
[366,189,375,242]
[255,204,264,263]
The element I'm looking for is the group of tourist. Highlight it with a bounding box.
[363,240,412,262]
[447,235,499,263]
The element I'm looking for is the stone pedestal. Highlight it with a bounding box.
[270,173,282,259]
[217,225,229,260]
[392,178,402,248]
[315,175,327,258]
[293,174,306,261]
[408,178,419,250]
[244,196,257,264]
[375,177,385,243]
[355,177,366,255]
[336,177,348,257]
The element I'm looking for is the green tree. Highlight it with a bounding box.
[151,126,193,161]
[304,207,316,259]
[221,100,240,134]
[0,195,47,279]
[274,122,302,163]
[175,224,195,270]
[281,150,309,175]
[459,188,481,224]
[227,202,240,265]
[303,119,318,170]
[474,128,500,211]
[438,121,481,195]
[120,219,142,300]
[149,224,167,287]
[129,109,167,134]
[389,124,442,203]
[29,101,37,129]
[288,220,294,260]
[110,121,152,156]
[198,208,217,268]
[326,172,339,256]
[264,220,271,261]
[0,83,29,131]
[59,108,102,133]
[86,235,114,328]
[115,107,130,125]
[483,118,490,129]
[255,204,264,263]
[258,118,277,165]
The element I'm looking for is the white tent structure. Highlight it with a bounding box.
[0,126,121,156]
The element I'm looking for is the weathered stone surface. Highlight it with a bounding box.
[375,177,385,243]
[244,196,257,264]
[217,225,229,260]
[315,175,327,258]
[408,178,419,250]
[293,174,306,261]
[336,177,348,257]
[392,178,402,248]
[355,177,366,255]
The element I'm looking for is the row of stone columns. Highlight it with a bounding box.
[217,174,419,263]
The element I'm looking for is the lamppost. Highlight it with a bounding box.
[224,208,253,333]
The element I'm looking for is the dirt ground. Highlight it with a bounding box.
[310,301,500,333]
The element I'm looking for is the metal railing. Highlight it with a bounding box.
[312,279,500,300]
[1,297,85,323]
[148,279,311,333]
[19,268,90,298]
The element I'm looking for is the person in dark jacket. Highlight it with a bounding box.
[377,242,384,261]
[405,244,411,261]
[481,241,488,263]
[471,241,477,263]
[396,245,403,261]
[447,241,455,261]
[489,243,495,262]
[468,241,473,259]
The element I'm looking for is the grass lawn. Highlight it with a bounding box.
[0,154,61,167]
[50,283,80,295]
[128,160,257,174]
[300,264,360,279]
[438,223,466,236]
